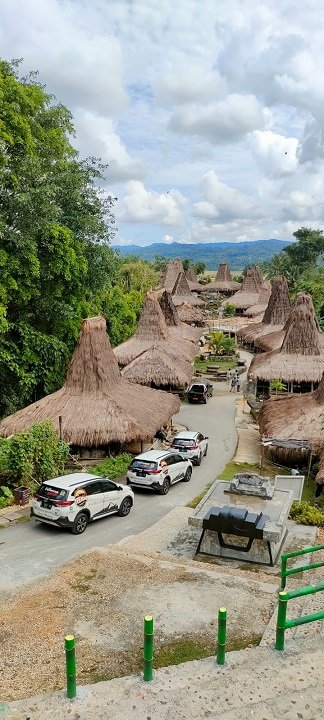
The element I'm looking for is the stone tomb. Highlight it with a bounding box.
[189,475,293,565]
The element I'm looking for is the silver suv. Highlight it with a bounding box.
[31,473,134,534]
[126,450,192,494]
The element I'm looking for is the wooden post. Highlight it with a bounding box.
[59,415,63,441]
[306,449,313,485]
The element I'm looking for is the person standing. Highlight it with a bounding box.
[230,376,237,392]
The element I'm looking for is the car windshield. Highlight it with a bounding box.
[173,438,195,446]
[189,385,205,393]
[131,460,158,471]
[37,484,68,501]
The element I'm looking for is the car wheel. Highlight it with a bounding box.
[196,453,202,466]
[204,445,208,457]
[183,466,192,482]
[72,512,89,535]
[203,397,207,404]
[159,477,170,495]
[118,497,133,516]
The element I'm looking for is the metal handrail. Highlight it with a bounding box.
[281,544,324,589]
[275,582,324,650]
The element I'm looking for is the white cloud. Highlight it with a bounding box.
[118,182,187,225]
[75,112,146,182]
[249,130,299,176]
[193,171,254,222]
[163,234,174,243]
[169,94,266,143]
[155,66,226,105]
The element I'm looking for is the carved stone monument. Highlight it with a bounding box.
[226,472,275,500]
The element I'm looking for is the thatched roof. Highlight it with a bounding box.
[243,282,271,317]
[159,290,201,342]
[121,345,194,389]
[171,272,205,306]
[223,265,263,309]
[177,303,206,326]
[254,290,322,353]
[238,276,291,344]
[259,372,324,456]
[208,263,241,293]
[159,259,184,292]
[114,292,197,367]
[249,293,324,384]
[185,268,205,293]
[0,317,181,446]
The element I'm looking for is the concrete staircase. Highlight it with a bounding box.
[4,635,323,720]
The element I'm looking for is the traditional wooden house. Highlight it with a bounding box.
[222,265,264,315]
[158,290,201,342]
[0,317,181,458]
[238,276,291,350]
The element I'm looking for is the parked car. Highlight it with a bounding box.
[170,430,208,465]
[126,450,192,494]
[31,472,134,535]
[187,382,213,404]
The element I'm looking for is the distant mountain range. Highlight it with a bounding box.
[113,239,290,270]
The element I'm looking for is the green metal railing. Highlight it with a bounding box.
[275,544,324,651]
[281,544,324,590]
[275,583,324,650]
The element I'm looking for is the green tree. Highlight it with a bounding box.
[118,259,158,293]
[101,287,143,347]
[0,60,116,415]
[192,261,206,276]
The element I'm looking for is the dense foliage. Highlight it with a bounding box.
[0,421,69,488]
[289,500,324,527]
[93,453,133,480]
[0,61,157,417]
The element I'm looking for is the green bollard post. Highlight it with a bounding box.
[143,615,154,681]
[216,607,227,665]
[275,592,288,651]
[65,635,77,699]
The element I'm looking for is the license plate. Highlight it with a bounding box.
[179,447,187,452]
[41,500,52,509]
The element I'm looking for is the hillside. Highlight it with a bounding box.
[114,239,290,269]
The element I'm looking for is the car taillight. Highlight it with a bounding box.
[53,500,74,507]
[148,469,161,474]
[187,445,198,449]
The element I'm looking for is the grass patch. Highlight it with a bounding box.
[155,638,214,667]
[186,482,213,508]
[194,357,237,373]
[218,460,290,482]
[70,567,100,593]
[14,515,31,523]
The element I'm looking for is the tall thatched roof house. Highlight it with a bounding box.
[243,282,271,318]
[171,272,205,307]
[248,293,324,394]
[209,263,240,294]
[177,303,206,327]
[159,290,201,342]
[121,344,194,390]
[185,267,205,293]
[114,292,197,367]
[0,317,181,454]
[258,373,324,477]
[222,265,263,314]
[238,276,291,348]
[159,259,184,292]
[254,291,322,353]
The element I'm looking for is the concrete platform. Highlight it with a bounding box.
[189,481,293,565]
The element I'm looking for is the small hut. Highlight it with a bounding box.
[185,267,205,293]
[248,293,324,395]
[0,317,181,457]
[159,259,184,292]
[258,372,324,467]
[171,272,205,307]
[159,290,201,342]
[177,303,206,327]
[209,263,240,294]
[238,276,291,349]
[121,345,194,390]
[243,282,271,318]
[114,292,197,367]
[222,265,263,315]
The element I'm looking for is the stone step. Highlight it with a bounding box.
[4,636,323,720]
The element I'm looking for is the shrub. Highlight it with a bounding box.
[0,422,69,488]
[93,453,133,480]
[0,485,13,509]
[223,303,236,317]
[289,500,324,527]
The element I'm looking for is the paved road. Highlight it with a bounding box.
[0,387,237,590]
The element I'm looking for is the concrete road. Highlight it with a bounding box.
[0,386,237,590]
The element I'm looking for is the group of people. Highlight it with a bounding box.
[227,369,241,392]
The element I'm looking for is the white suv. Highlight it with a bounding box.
[31,473,134,535]
[126,450,192,494]
[170,431,208,465]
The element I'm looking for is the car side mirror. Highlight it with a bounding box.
[205,436,209,440]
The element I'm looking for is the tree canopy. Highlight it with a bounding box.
[0,60,117,415]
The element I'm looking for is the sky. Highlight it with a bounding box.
[1,0,324,246]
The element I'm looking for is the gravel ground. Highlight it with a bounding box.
[0,545,277,702]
